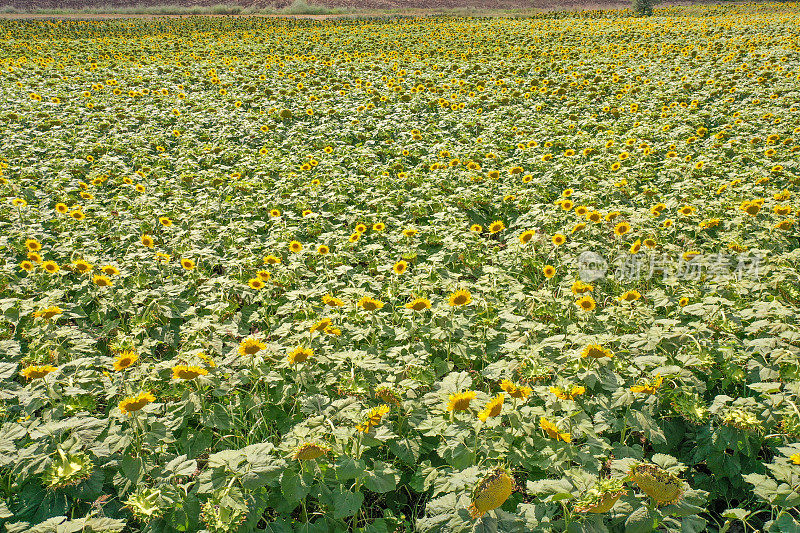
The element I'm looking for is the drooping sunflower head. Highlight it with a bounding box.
[628,464,684,506]
[357,404,390,433]
[468,467,514,519]
[499,379,532,400]
[477,393,504,422]
[113,351,139,371]
[619,290,641,302]
[238,338,266,357]
[539,416,571,442]
[20,365,58,380]
[375,385,401,405]
[322,294,344,307]
[43,448,94,489]
[310,318,332,333]
[581,344,613,359]
[292,442,331,461]
[34,306,63,320]
[574,478,627,514]
[172,365,209,380]
[119,392,156,415]
[448,289,472,307]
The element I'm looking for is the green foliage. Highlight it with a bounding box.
[0,4,799,532]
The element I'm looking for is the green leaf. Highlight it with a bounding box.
[625,505,657,533]
[363,461,398,493]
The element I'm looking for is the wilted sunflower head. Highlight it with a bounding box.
[292,442,330,461]
[628,464,684,506]
[468,467,514,519]
[43,448,94,489]
[124,487,164,521]
[574,478,627,514]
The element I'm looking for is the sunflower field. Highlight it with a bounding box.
[1,3,799,532]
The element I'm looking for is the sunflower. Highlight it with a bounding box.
[101,265,120,276]
[263,255,282,265]
[355,224,367,234]
[629,464,684,506]
[619,290,641,302]
[155,253,171,263]
[310,318,332,333]
[270,209,281,217]
[470,224,483,233]
[629,239,642,254]
[613,222,631,236]
[159,217,173,227]
[20,365,57,380]
[679,297,690,307]
[322,294,344,307]
[180,259,195,270]
[238,338,266,356]
[256,270,271,281]
[774,219,796,231]
[540,416,571,442]
[499,379,532,400]
[357,404,390,432]
[358,296,384,311]
[447,390,476,412]
[20,261,34,272]
[248,278,265,290]
[113,351,138,371]
[550,385,586,401]
[477,393,504,422]
[551,234,566,246]
[93,275,113,287]
[12,198,27,207]
[402,228,418,238]
[119,392,156,415]
[679,205,695,216]
[375,385,401,405]
[42,261,60,274]
[631,374,664,394]
[141,234,155,248]
[574,478,627,514]
[28,252,42,264]
[75,260,93,273]
[172,365,209,380]
[560,199,574,211]
[519,230,535,245]
[468,468,514,519]
[55,203,68,214]
[25,239,42,252]
[372,222,385,232]
[348,233,361,243]
[317,245,330,255]
[543,265,556,278]
[405,297,431,311]
[488,221,505,234]
[571,281,593,294]
[605,211,620,222]
[292,442,330,461]
[34,306,62,319]
[581,344,613,359]
[448,289,472,307]
[393,260,408,275]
